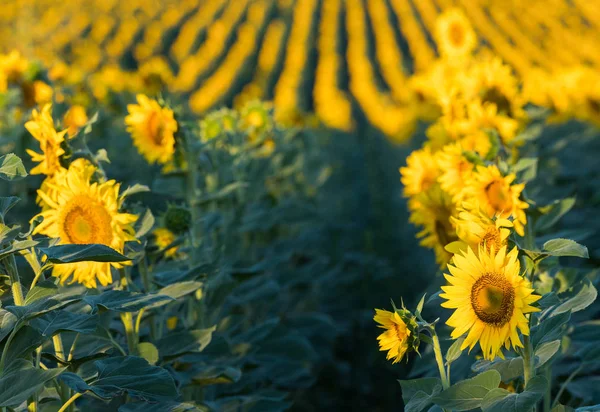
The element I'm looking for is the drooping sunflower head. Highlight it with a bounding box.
[374,306,419,364]
[25,104,68,176]
[463,165,528,235]
[400,146,441,197]
[33,160,138,288]
[441,246,541,360]
[447,201,513,255]
[125,94,178,165]
[437,143,475,201]
[435,8,477,60]
[409,185,458,267]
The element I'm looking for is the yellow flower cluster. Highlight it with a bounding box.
[24,104,138,288]
[0,50,53,107]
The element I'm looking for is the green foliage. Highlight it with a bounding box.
[432,370,501,411]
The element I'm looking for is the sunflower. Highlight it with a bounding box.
[374,309,411,364]
[63,105,88,137]
[462,165,528,236]
[440,246,541,360]
[25,104,67,176]
[240,100,274,137]
[437,143,475,201]
[153,227,179,258]
[409,185,457,267]
[125,94,177,165]
[400,147,441,197]
[36,158,97,208]
[199,108,239,142]
[435,8,477,60]
[33,161,138,288]
[446,201,513,255]
[0,50,28,82]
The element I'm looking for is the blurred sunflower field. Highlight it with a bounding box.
[0,0,600,411]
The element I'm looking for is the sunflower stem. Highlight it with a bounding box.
[53,334,71,403]
[522,334,535,387]
[431,331,450,390]
[119,269,138,355]
[57,392,82,412]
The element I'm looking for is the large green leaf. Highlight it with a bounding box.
[553,280,597,315]
[481,376,547,412]
[2,325,44,360]
[40,244,131,263]
[149,281,203,309]
[119,402,201,412]
[6,291,82,321]
[0,196,20,217]
[398,378,443,412]
[542,239,589,259]
[83,290,173,313]
[135,208,155,238]
[0,309,17,342]
[531,311,571,350]
[536,198,576,232]
[138,342,159,365]
[535,340,561,367]
[472,357,524,382]
[445,337,465,365]
[157,326,216,360]
[29,310,97,337]
[191,366,242,385]
[60,356,177,401]
[0,239,39,261]
[0,153,27,181]
[24,280,59,305]
[432,370,501,411]
[0,359,65,407]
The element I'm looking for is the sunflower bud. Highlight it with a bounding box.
[164,205,192,235]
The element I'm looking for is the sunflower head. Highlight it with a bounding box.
[163,204,192,235]
[63,105,88,137]
[125,94,178,165]
[463,165,528,235]
[400,146,441,197]
[0,50,29,83]
[33,160,138,288]
[153,227,179,258]
[437,143,475,201]
[25,104,68,176]
[435,8,477,60]
[441,246,541,360]
[374,305,419,364]
[240,100,274,136]
[138,56,175,95]
[199,108,239,142]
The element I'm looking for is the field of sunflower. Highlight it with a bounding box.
[1,1,600,411]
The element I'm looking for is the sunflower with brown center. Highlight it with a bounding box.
[33,160,138,288]
[462,165,528,236]
[435,8,477,60]
[440,245,540,360]
[125,94,178,165]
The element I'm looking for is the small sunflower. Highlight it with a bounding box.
[400,147,441,197]
[435,8,477,60]
[374,309,412,364]
[462,165,528,236]
[33,160,138,288]
[239,100,274,137]
[125,94,178,165]
[25,104,67,176]
[199,108,239,142]
[440,245,541,360]
[138,56,174,95]
[153,227,179,258]
[63,105,88,137]
[0,50,28,82]
[437,143,475,201]
[446,201,513,255]
[409,185,457,267]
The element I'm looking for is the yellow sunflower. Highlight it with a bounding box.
[199,108,239,142]
[437,143,475,201]
[153,227,179,258]
[441,245,541,360]
[400,147,441,197]
[25,104,67,176]
[374,309,411,364]
[435,8,477,60]
[446,201,513,255]
[36,158,97,209]
[0,50,28,82]
[125,94,178,165]
[462,165,528,236]
[240,100,274,137]
[63,105,88,137]
[33,161,138,288]
[409,185,457,267]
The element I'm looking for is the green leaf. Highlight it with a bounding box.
[118,402,201,412]
[83,290,173,313]
[536,198,576,232]
[481,376,547,412]
[535,340,561,367]
[6,291,82,321]
[150,281,203,308]
[2,325,44,360]
[0,153,27,181]
[445,338,465,365]
[192,366,242,385]
[157,326,216,360]
[0,309,17,342]
[135,208,155,238]
[542,239,589,259]
[0,359,65,407]
[531,311,571,350]
[29,310,97,337]
[0,239,39,261]
[0,196,20,218]
[138,342,159,365]
[120,184,151,200]
[24,280,58,305]
[512,157,537,181]
[399,378,443,412]
[432,370,501,411]
[40,244,131,264]
[553,280,597,315]
[60,356,177,401]
[415,294,426,315]
[552,404,574,412]
[472,357,524,382]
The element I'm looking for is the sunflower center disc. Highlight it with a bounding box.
[485,180,513,213]
[449,22,465,46]
[481,227,502,252]
[62,196,113,245]
[471,273,515,326]
[146,110,165,146]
